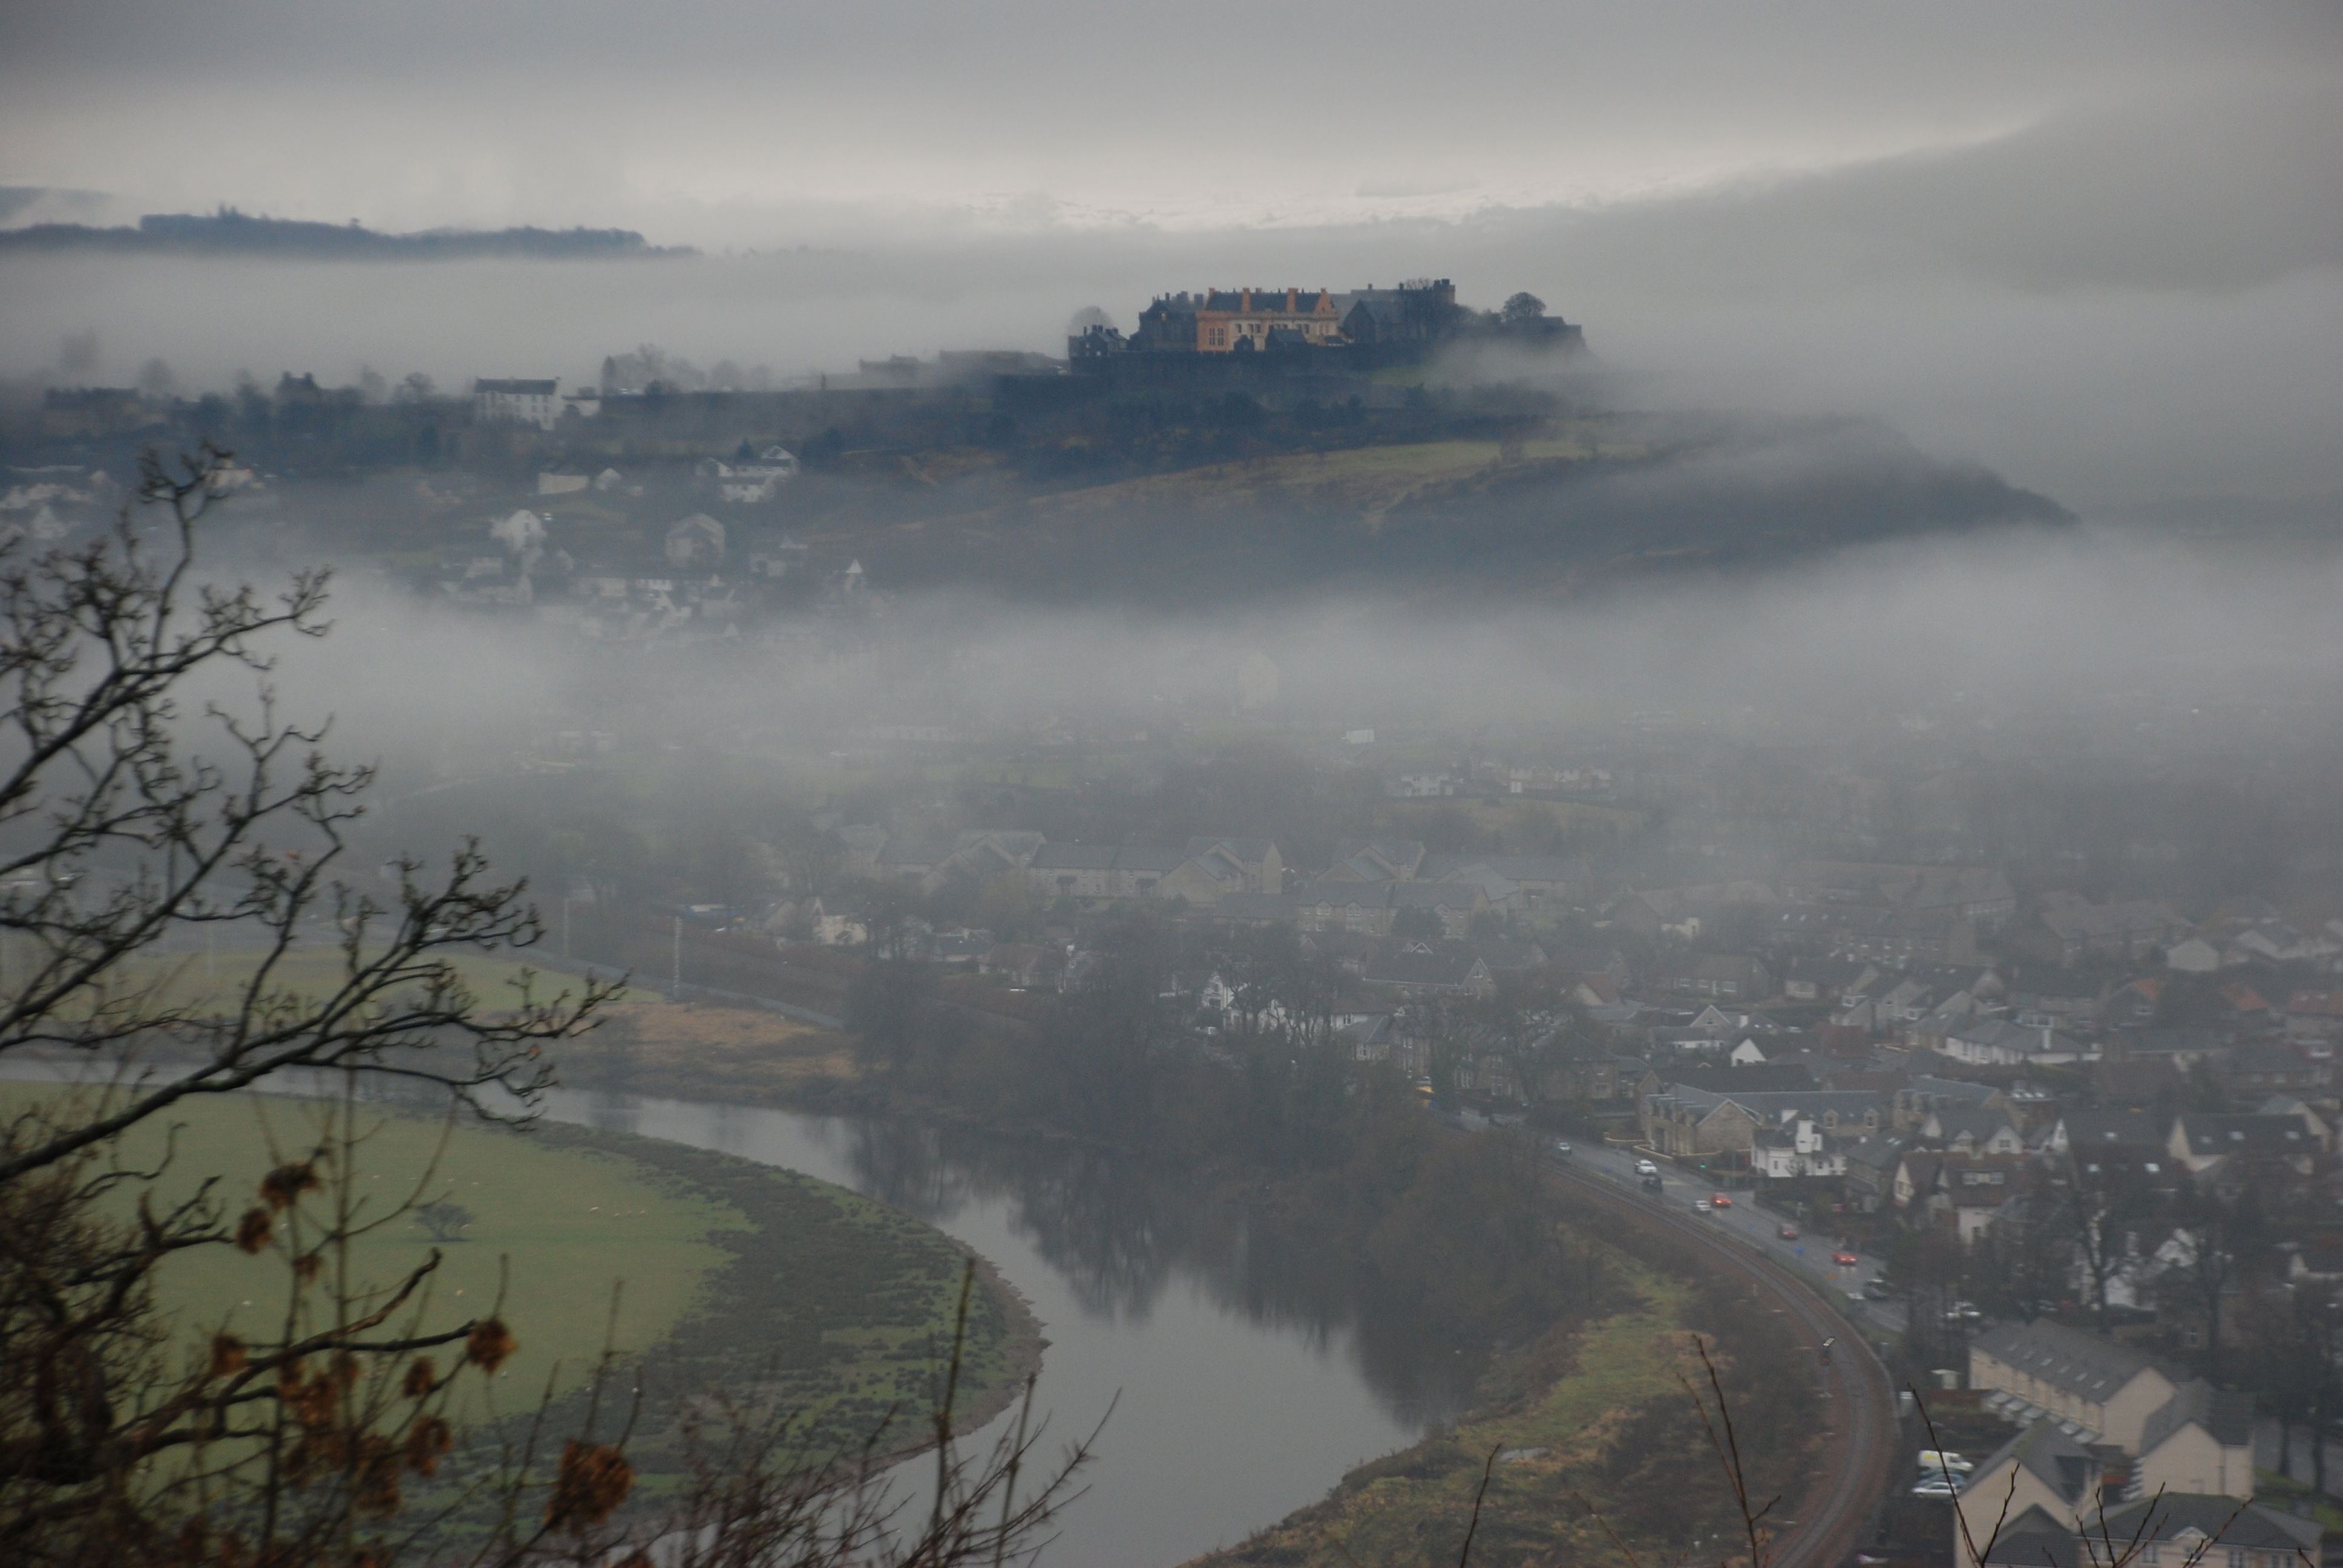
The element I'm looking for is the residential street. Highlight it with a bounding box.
[1555,1136,1912,1339]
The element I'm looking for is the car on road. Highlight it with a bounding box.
[1944,1301,1984,1324]
[1910,1478,1959,1498]
[1634,1158,1660,1177]
[1553,1139,1573,1155]
[1641,1174,1664,1192]
[1833,1249,1860,1266]
[1919,1450,1973,1475]
[1777,1223,1800,1240]
[1709,1192,1732,1207]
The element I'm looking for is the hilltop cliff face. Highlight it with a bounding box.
[785,413,2071,605]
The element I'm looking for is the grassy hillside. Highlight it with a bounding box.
[799,414,2070,605]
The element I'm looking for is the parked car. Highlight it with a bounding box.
[1777,1223,1800,1240]
[1709,1192,1732,1207]
[1553,1140,1573,1156]
[1945,1301,1984,1324]
[1910,1478,1958,1498]
[1919,1450,1973,1475]
[1833,1250,1860,1266]
[1864,1278,1895,1299]
[1634,1158,1660,1177]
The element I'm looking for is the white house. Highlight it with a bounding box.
[2164,936,2223,973]
[473,377,560,430]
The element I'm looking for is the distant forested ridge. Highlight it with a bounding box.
[0,209,693,260]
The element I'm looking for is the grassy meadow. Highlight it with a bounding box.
[85,940,661,1016]
[4,1082,737,1419]
[2,1079,1036,1462]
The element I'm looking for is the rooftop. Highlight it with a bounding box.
[1973,1319,2167,1405]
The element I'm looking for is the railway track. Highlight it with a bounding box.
[1544,1157,1898,1568]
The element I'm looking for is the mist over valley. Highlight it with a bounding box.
[5,5,2343,1567]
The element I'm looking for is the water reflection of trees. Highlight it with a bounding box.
[840,1118,1481,1428]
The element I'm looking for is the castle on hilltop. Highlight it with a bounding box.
[1070,279,1581,376]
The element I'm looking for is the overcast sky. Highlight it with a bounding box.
[4,1,2339,517]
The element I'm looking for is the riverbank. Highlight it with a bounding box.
[1184,1251,1821,1568]
[552,991,1831,1560]
[520,1117,1049,1481]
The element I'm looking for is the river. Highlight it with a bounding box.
[537,1086,1467,1567]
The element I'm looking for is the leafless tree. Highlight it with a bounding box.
[1,442,617,1182]
[0,446,1096,1566]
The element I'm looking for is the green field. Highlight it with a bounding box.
[94,941,661,1014]
[1034,430,1652,523]
[5,1082,733,1418]
[2,1083,1037,1458]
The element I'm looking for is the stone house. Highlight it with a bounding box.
[1103,844,1189,900]
[1968,1319,2178,1450]
[1980,1494,2322,1568]
[2223,1039,2328,1096]
[1780,957,1874,1003]
[1938,1019,2091,1068]
[1320,838,1427,883]
[2166,1111,2324,1178]
[1653,952,1775,1001]
[1920,1107,2024,1155]
[1842,1134,1912,1213]
[1027,843,1117,901]
[1641,1085,1885,1160]
[664,513,726,568]
[1417,852,1590,913]
[2076,1497,2321,1568]
[1360,941,1496,999]
[1291,880,1487,939]
[2011,894,2191,967]
[1952,1422,2102,1568]
[1893,1075,2007,1131]
[2132,1380,2256,1498]
[1185,837,1284,894]
[1913,1152,2031,1240]
[2045,1109,2163,1159]
[1153,854,1247,906]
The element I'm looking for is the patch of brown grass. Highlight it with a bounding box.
[566,1002,859,1093]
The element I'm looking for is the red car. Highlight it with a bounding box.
[1709,1192,1732,1208]
[1833,1250,1860,1266]
[1777,1223,1800,1241]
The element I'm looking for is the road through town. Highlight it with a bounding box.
[1543,1143,1902,1568]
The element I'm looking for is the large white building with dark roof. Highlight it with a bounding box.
[472,377,559,429]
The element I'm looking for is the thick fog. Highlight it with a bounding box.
[4,2,2340,518]
[185,521,2342,809]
